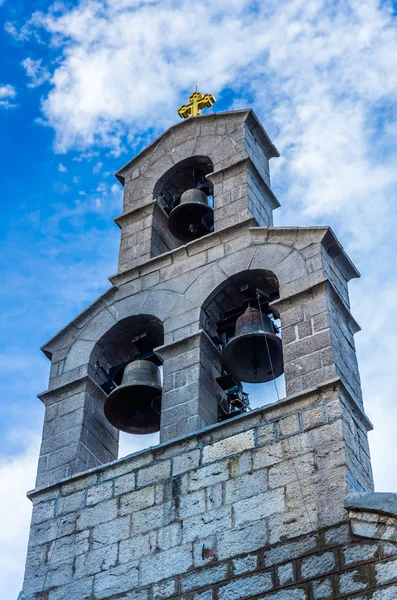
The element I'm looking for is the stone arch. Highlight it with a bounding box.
[200,268,280,341]
[151,155,215,255]
[153,155,214,207]
[89,314,164,389]
[183,243,308,310]
[63,287,180,375]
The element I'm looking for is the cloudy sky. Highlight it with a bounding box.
[1,0,397,597]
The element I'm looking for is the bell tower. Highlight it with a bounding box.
[21,98,397,600]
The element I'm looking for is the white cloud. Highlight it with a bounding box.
[0,84,15,100]
[0,83,17,109]
[21,57,50,88]
[57,162,67,172]
[92,160,103,174]
[0,434,40,600]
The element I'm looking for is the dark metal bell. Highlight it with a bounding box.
[222,307,284,383]
[104,360,162,434]
[168,188,213,243]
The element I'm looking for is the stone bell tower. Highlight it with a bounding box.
[22,100,397,600]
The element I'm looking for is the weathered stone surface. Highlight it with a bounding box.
[345,492,397,518]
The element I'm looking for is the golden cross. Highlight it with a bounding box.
[177,91,216,119]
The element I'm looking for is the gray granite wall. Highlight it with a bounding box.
[23,381,394,600]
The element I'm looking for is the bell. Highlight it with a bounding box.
[168,188,213,243]
[104,360,162,434]
[222,307,284,383]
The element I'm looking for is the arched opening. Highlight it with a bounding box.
[90,315,164,456]
[200,270,285,419]
[152,156,214,254]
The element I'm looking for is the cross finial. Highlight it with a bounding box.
[177,91,216,119]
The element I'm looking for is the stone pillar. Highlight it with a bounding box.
[155,331,221,442]
[36,377,119,487]
[208,158,279,232]
[274,280,362,407]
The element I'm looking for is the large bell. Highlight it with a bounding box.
[104,360,162,434]
[168,188,213,243]
[222,307,284,383]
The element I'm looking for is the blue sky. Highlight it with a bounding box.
[1,0,397,597]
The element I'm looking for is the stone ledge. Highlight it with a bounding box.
[346,492,397,518]
[28,377,351,501]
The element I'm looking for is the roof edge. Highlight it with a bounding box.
[114,109,275,185]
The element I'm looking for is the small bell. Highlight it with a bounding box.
[222,307,284,383]
[168,188,213,243]
[104,360,162,434]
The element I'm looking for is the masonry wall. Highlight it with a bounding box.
[23,381,396,600]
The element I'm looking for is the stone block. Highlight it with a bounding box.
[180,563,228,592]
[338,566,370,594]
[206,484,223,510]
[202,431,255,463]
[228,451,252,478]
[224,470,268,505]
[188,461,229,492]
[372,586,397,599]
[76,498,118,530]
[252,443,283,470]
[277,562,295,585]
[93,562,139,599]
[74,543,118,578]
[86,480,113,506]
[257,423,276,445]
[218,572,273,599]
[114,471,137,496]
[283,330,332,363]
[375,557,397,586]
[323,524,350,547]
[268,453,315,489]
[48,577,94,600]
[156,521,182,551]
[261,525,318,565]
[302,404,326,431]
[119,532,155,563]
[233,488,285,527]
[178,489,206,519]
[217,520,268,560]
[182,506,232,543]
[343,543,379,567]
[300,552,337,580]
[49,530,90,566]
[60,474,98,496]
[31,500,56,524]
[119,485,156,516]
[232,554,258,575]
[193,536,218,567]
[132,501,173,535]
[137,460,172,488]
[276,413,301,438]
[254,590,307,599]
[139,544,194,585]
[311,577,333,599]
[152,579,178,599]
[91,515,130,549]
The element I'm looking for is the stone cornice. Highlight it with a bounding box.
[115,109,278,184]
